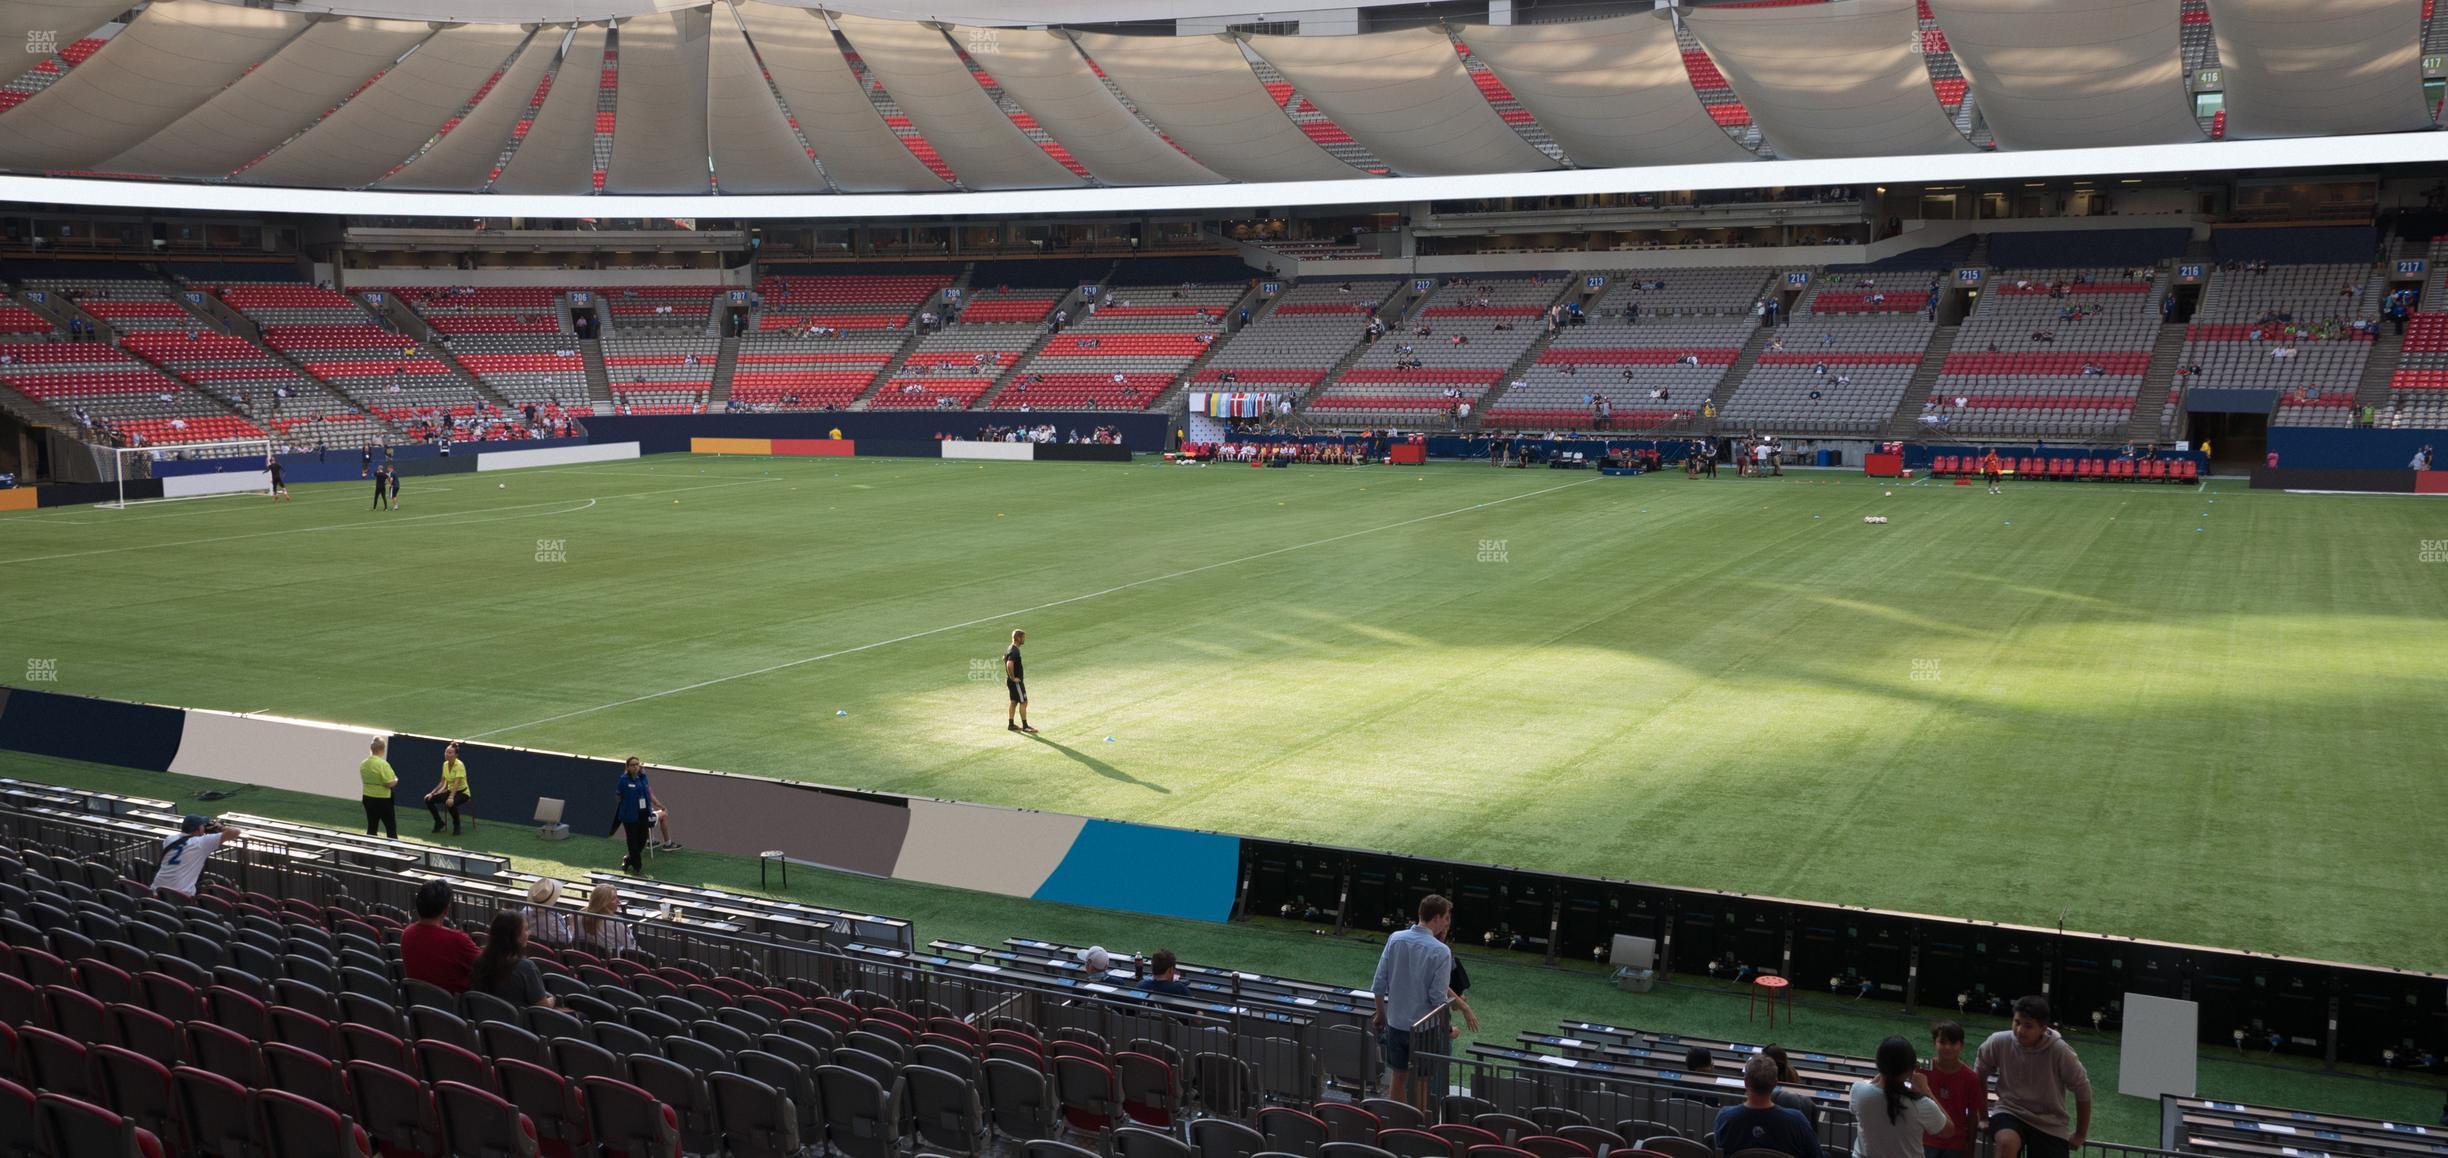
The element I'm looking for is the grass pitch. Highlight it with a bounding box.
[2,454,2443,970]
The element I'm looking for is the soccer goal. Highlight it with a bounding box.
[99,438,276,509]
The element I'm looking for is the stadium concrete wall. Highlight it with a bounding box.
[161,471,270,499]
[940,440,1034,461]
[0,687,1240,923]
[475,441,640,471]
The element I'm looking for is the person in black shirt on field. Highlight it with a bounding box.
[266,456,288,501]
[371,465,390,511]
[1004,628,1036,733]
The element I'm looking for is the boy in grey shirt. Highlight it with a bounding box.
[1977,996,2093,1158]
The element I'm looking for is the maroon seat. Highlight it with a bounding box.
[37,1091,166,1158]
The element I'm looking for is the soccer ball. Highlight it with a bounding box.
[498,483,505,489]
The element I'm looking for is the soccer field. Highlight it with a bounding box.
[3,454,2442,970]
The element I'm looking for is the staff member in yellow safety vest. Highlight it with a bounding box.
[426,742,472,836]
[359,737,399,839]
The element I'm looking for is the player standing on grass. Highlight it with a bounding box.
[1982,449,2004,495]
[371,464,390,511]
[1005,628,1037,733]
[387,463,402,511]
[267,455,288,501]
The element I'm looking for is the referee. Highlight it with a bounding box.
[1004,628,1037,734]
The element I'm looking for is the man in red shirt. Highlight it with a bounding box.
[1923,1020,1985,1158]
[400,880,479,992]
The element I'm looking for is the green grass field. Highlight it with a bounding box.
[3,454,2445,974]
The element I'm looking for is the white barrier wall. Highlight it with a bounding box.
[475,441,642,472]
[939,440,1035,461]
[162,471,270,498]
[168,710,389,800]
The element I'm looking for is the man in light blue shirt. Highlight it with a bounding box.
[1371,893,1455,1107]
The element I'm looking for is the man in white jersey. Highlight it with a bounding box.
[155,815,242,897]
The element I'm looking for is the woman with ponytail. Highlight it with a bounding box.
[1850,1036,1952,1158]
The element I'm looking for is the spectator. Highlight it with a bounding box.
[1977,995,2093,1158]
[1922,1022,1983,1158]
[469,911,557,1008]
[1139,949,1193,997]
[424,741,470,836]
[1853,1036,1951,1158]
[577,883,637,955]
[523,877,573,945]
[358,737,399,840]
[1713,1054,1823,1158]
[154,814,241,898]
[1371,894,1456,1108]
[401,880,480,993]
[1685,1045,1722,1104]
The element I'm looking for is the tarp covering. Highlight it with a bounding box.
[106,18,436,180]
[706,4,828,193]
[245,22,528,189]
[378,28,552,191]
[2206,0,2434,138]
[0,0,308,171]
[493,25,609,195]
[1069,30,1364,184]
[1681,0,1974,160]
[1460,15,1755,167]
[1242,27,1558,177]
[733,1,946,192]
[606,8,713,193]
[833,12,1082,190]
[951,26,1223,186]
[1928,0,2205,150]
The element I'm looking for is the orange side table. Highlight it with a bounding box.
[1750,974,1794,1026]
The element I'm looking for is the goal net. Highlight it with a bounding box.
[100,438,276,509]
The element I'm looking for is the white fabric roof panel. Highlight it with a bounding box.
[1459,15,1754,168]
[104,18,437,180]
[605,8,712,193]
[1681,0,1973,160]
[951,27,1223,187]
[1927,0,2204,151]
[0,0,129,89]
[242,22,527,189]
[0,0,310,172]
[377,29,550,191]
[1242,28,1556,178]
[833,13,1082,190]
[733,1,943,192]
[1068,31,1361,184]
[2206,0,2434,138]
[706,4,826,193]
[492,25,608,196]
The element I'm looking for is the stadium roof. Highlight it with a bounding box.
[0,0,2441,216]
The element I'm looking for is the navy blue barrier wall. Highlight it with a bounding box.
[2267,426,2448,470]
[1033,444,1132,463]
[0,688,186,772]
[38,480,160,507]
[589,412,1169,456]
[853,440,942,459]
[1987,228,2189,269]
[385,733,624,839]
[2210,225,2378,266]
